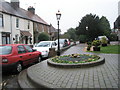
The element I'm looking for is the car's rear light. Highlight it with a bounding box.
[2,58,8,63]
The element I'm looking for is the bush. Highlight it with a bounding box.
[92,40,101,47]
[87,42,92,45]
[87,45,91,51]
[38,32,49,41]
[79,35,87,43]
[87,42,92,51]
[109,33,118,41]
[101,37,107,44]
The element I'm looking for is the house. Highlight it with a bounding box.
[0,0,57,45]
[49,24,58,41]
[114,16,120,40]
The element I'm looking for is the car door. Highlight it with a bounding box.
[24,45,38,63]
[17,45,30,66]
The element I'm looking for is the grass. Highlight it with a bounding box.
[88,45,120,54]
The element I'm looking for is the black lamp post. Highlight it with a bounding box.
[56,10,61,56]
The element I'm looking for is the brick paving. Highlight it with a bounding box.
[27,44,119,89]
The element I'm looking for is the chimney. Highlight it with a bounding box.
[11,0,20,10]
[28,6,35,14]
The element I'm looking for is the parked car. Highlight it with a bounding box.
[97,36,110,44]
[33,41,57,58]
[0,44,42,73]
[55,39,71,49]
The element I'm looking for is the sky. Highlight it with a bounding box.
[5,0,119,34]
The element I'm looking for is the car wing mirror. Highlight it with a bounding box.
[33,49,37,52]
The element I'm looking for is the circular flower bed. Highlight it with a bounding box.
[51,54,100,64]
[47,54,105,68]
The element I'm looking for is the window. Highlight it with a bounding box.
[52,42,57,46]
[17,45,26,54]
[16,18,19,28]
[28,21,30,29]
[24,45,33,52]
[42,25,44,32]
[15,34,18,43]
[2,33,10,44]
[0,46,12,55]
[0,14,3,27]
[47,26,50,33]
[36,24,38,31]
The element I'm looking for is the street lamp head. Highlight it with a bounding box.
[56,10,61,21]
[86,26,88,30]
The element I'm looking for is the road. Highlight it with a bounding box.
[1,59,46,89]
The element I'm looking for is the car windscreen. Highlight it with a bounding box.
[0,46,12,55]
[36,42,50,47]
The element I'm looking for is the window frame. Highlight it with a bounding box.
[17,45,26,54]
[28,21,30,29]
[0,14,4,27]
[16,18,19,28]
[2,33,10,44]
[24,45,33,52]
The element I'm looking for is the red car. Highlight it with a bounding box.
[0,44,42,73]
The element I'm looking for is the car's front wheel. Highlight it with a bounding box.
[38,56,42,62]
[15,62,22,73]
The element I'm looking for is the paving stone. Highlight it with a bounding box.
[16,44,118,89]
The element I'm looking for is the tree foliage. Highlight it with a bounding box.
[38,32,49,41]
[61,28,78,41]
[76,14,111,42]
[99,16,111,37]
[67,28,77,40]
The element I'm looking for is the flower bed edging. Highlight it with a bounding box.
[47,55,105,68]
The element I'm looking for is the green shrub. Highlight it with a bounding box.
[92,40,101,47]
[101,37,107,44]
[38,32,49,41]
[79,35,87,43]
[87,45,91,51]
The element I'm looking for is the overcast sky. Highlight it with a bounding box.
[5,0,119,34]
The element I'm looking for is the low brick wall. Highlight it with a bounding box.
[47,55,105,68]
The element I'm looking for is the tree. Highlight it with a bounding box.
[99,16,111,38]
[76,14,111,42]
[61,28,78,41]
[67,28,77,41]
[38,32,49,42]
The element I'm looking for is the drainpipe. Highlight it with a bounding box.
[10,15,13,44]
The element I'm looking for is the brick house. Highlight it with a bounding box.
[0,0,57,45]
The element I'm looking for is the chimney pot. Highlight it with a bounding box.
[28,6,35,14]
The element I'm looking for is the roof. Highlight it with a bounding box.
[0,0,49,25]
[49,25,57,33]
[20,31,32,37]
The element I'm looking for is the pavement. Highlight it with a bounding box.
[3,43,120,89]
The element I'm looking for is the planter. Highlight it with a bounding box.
[93,46,100,51]
[47,54,105,68]
[102,44,107,47]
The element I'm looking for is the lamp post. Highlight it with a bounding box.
[56,10,61,56]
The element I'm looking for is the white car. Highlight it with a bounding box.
[55,39,70,49]
[97,36,110,44]
[97,36,108,41]
[33,41,57,58]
